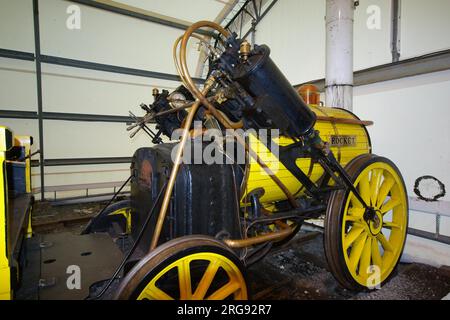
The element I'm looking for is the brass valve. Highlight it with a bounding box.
[240,40,251,61]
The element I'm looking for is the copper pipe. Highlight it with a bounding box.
[173,33,210,88]
[150,77,216,251]
[179,21,230,98]
[223,223,294,248]
[178,22,243,130]
[177,20,297,208]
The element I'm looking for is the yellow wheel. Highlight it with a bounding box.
[82,199,131,235]
[324,154,408,290]
[115,236,248,300]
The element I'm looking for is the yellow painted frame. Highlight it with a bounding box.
[14,136,33,238]
[0,126,13,300]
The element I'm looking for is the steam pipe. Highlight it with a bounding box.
[325,0,355,110]
[177,21,298,208]
[149,77,216,251]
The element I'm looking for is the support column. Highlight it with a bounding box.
[33,0,45,201]
[391,0,401,62]
[325,0,355,110]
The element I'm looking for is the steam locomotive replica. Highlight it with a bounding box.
[1,21,408,300]
[96,21,407,299]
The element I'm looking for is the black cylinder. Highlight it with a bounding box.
[233,45,316,137]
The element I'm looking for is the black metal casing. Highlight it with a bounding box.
[232,45,317,137]
[130,144,242,252]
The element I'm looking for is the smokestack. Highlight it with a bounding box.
[325,0,355,110]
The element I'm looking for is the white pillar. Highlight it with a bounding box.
[325,0,354,110]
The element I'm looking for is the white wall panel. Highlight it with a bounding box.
[42,120,155,158]
[0,58,37,111]
[354,0,391,70]
[39,0,201,75]
[0,0,34,52]
[255,0,326,85]
[41,64,181,115]
[401,0,450,58]
[354,70,450,201]
[254,0,393,84]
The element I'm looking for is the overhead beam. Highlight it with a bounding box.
[214,0,241,24]
[68,0,215,37]
[295,49,450,91]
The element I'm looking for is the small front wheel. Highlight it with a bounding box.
[115,235,248,300]
[324,154,408,291]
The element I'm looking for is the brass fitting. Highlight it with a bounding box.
[240,40,251,61]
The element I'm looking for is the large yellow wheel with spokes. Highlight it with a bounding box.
[115,236,248,300]
[324,154,408,290]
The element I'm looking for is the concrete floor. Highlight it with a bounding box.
[24,201,450,300]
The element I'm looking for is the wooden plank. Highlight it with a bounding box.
[316,116,374,126]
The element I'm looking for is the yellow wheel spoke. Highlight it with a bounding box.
[349,232,368,272]
[376,177,395,208]
[346,207,365,222]
[135,251,247,301]
[344,225,364,250]
[192,260,220,300]
[383,221,400,229]
[380,198,401,215]
[377,233,394,252]
[359,235,372,278]
[140,285,174,300]
[207,281,241,300]
[178,260,192,300]
[369,169,383,206]
[358,173,371,205]
[350,194,364,208]
[371,237,382,270]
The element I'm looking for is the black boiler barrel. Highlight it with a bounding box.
[233,45,316,137]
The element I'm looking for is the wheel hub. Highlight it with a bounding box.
[364,208,383,235]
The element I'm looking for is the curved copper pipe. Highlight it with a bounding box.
[179,22,243,130]
[149,21,299,251]
[150,77,216,251]
[178,20,297,208]
[173,33,211,88]
[223,223,294,248]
